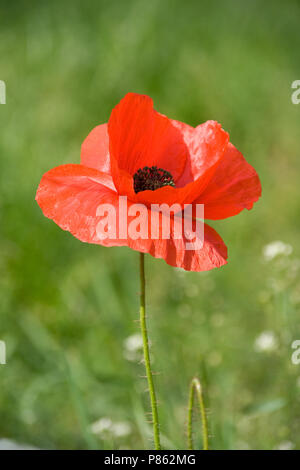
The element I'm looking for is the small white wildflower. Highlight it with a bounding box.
[263,241,293,262]
[124,333,143,352]
[123,333,143,362]
[91,417,132,438]
[277,441,294,450]
[91,417,113,435]
[0,439,37,450]
[111,421,132,437]
[254,331,278,352]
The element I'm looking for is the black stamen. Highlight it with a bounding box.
[133,166,175,194]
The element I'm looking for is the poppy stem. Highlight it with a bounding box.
[187,377,209,450]
[139,252,161,450]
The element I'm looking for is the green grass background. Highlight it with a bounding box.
[0,0,300,450]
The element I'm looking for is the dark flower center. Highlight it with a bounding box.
[133,166,175,194]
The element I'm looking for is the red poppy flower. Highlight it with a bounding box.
[36,93,261,272]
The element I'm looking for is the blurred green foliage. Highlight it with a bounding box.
[0,0,300,450]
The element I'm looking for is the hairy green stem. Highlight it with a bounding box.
[187,377,209,450]
[139,252,161,450]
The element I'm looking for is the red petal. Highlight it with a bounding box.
[36,164,116,244]
[36,165,227,272]
[81,124,110,173]
[171,119,229,187]
[137,218,228,272]
[129,119,229,208]
[108,93,188,192]
[196,143,262,219]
